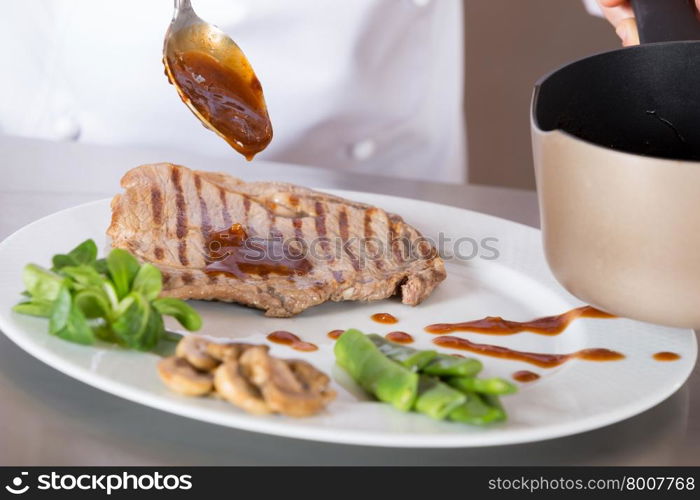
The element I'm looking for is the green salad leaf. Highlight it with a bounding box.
[131,263,163,301]
[22,264,66,302]
[13,239,202,350]
[52,239,99,271]
[106,248,141,300]
[12,301,53,318]
[152,297,202,332]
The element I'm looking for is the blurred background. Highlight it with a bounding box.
[0,0,621,190]
[465,0,618,189]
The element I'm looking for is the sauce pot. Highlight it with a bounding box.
[531,0,700,328]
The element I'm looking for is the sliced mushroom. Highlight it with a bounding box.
[206,341,261,362]
[213,358,272,415]
[286,359,336,404]
[240,346,335,417]
[175,336,219,371]
[157,356,213,396]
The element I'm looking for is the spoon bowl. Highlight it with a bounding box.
[163,0,272,160]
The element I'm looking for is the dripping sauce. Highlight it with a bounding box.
[205,223,312,278]
[166,50,272,160]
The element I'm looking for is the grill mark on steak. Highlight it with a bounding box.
[178,242,189,267]
[263,218,281,282]
[219,187,232,227]
[243,196,251,225]
[171,167,189,266]
[292,217,306,261]
[314,201,328,246]
[154,246,164,260]
[289,218,305,284]
[182,272,194,285]
[194,174,212,244]
[339,208,360,271]
[126,239,138,254]
[150,188,163,226]
[364,208,384,271]
[363,209,374,239]
[389,218,405,265]
[292,217,303,241]
[314,201,342,282]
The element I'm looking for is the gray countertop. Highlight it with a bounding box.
[0,135,697,465]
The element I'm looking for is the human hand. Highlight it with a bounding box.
[597,0,700,46]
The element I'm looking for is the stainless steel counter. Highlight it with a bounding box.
[1,135,697,465]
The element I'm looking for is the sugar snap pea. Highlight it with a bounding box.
[335,329,513,425]
[368,334,483,376]
[335,329,418,411]
[448,391,506,425]
[414,375,467,420]
[367,334,437,370]
[447,376,517,396]
[422,354,483,377]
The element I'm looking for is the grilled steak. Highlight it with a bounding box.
[108,163,446,317]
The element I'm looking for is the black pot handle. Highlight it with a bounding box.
[631,0,700,43]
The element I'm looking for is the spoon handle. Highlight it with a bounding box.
[174,0,193,15]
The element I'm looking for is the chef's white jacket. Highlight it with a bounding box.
[0,0,466,183]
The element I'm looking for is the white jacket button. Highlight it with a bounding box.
[349,139,376,161]
[52,115,81,141]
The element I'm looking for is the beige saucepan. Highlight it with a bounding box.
[531,0,700,328]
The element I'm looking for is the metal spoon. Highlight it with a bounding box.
[163,0,272,160]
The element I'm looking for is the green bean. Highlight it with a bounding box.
[422,354,483,377]
[367,334,437,371]
[414,376,467,420]
[448,391,506,425]
[335,329,418,411]
[447,376,517,396]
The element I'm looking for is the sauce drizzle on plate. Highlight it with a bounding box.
[371,313,398,324]
[266,331,318,352]
[385,331,414,344]
[433,336,625,368]
[327,329,344,340]
[513,370,540,383]
[425,306,614,335]
[653,351,681,362]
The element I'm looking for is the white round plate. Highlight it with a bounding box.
[0,192,695,447]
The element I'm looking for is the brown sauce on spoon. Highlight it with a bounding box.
[167,50,272,160]
[267,331,318,352]
[205,223,312,278]
[385,332,414,344]
[425,306,615,335]
[433,336,625,368]
[653,352,681,362]
[513,370,540,383]
[371,313,398,324]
